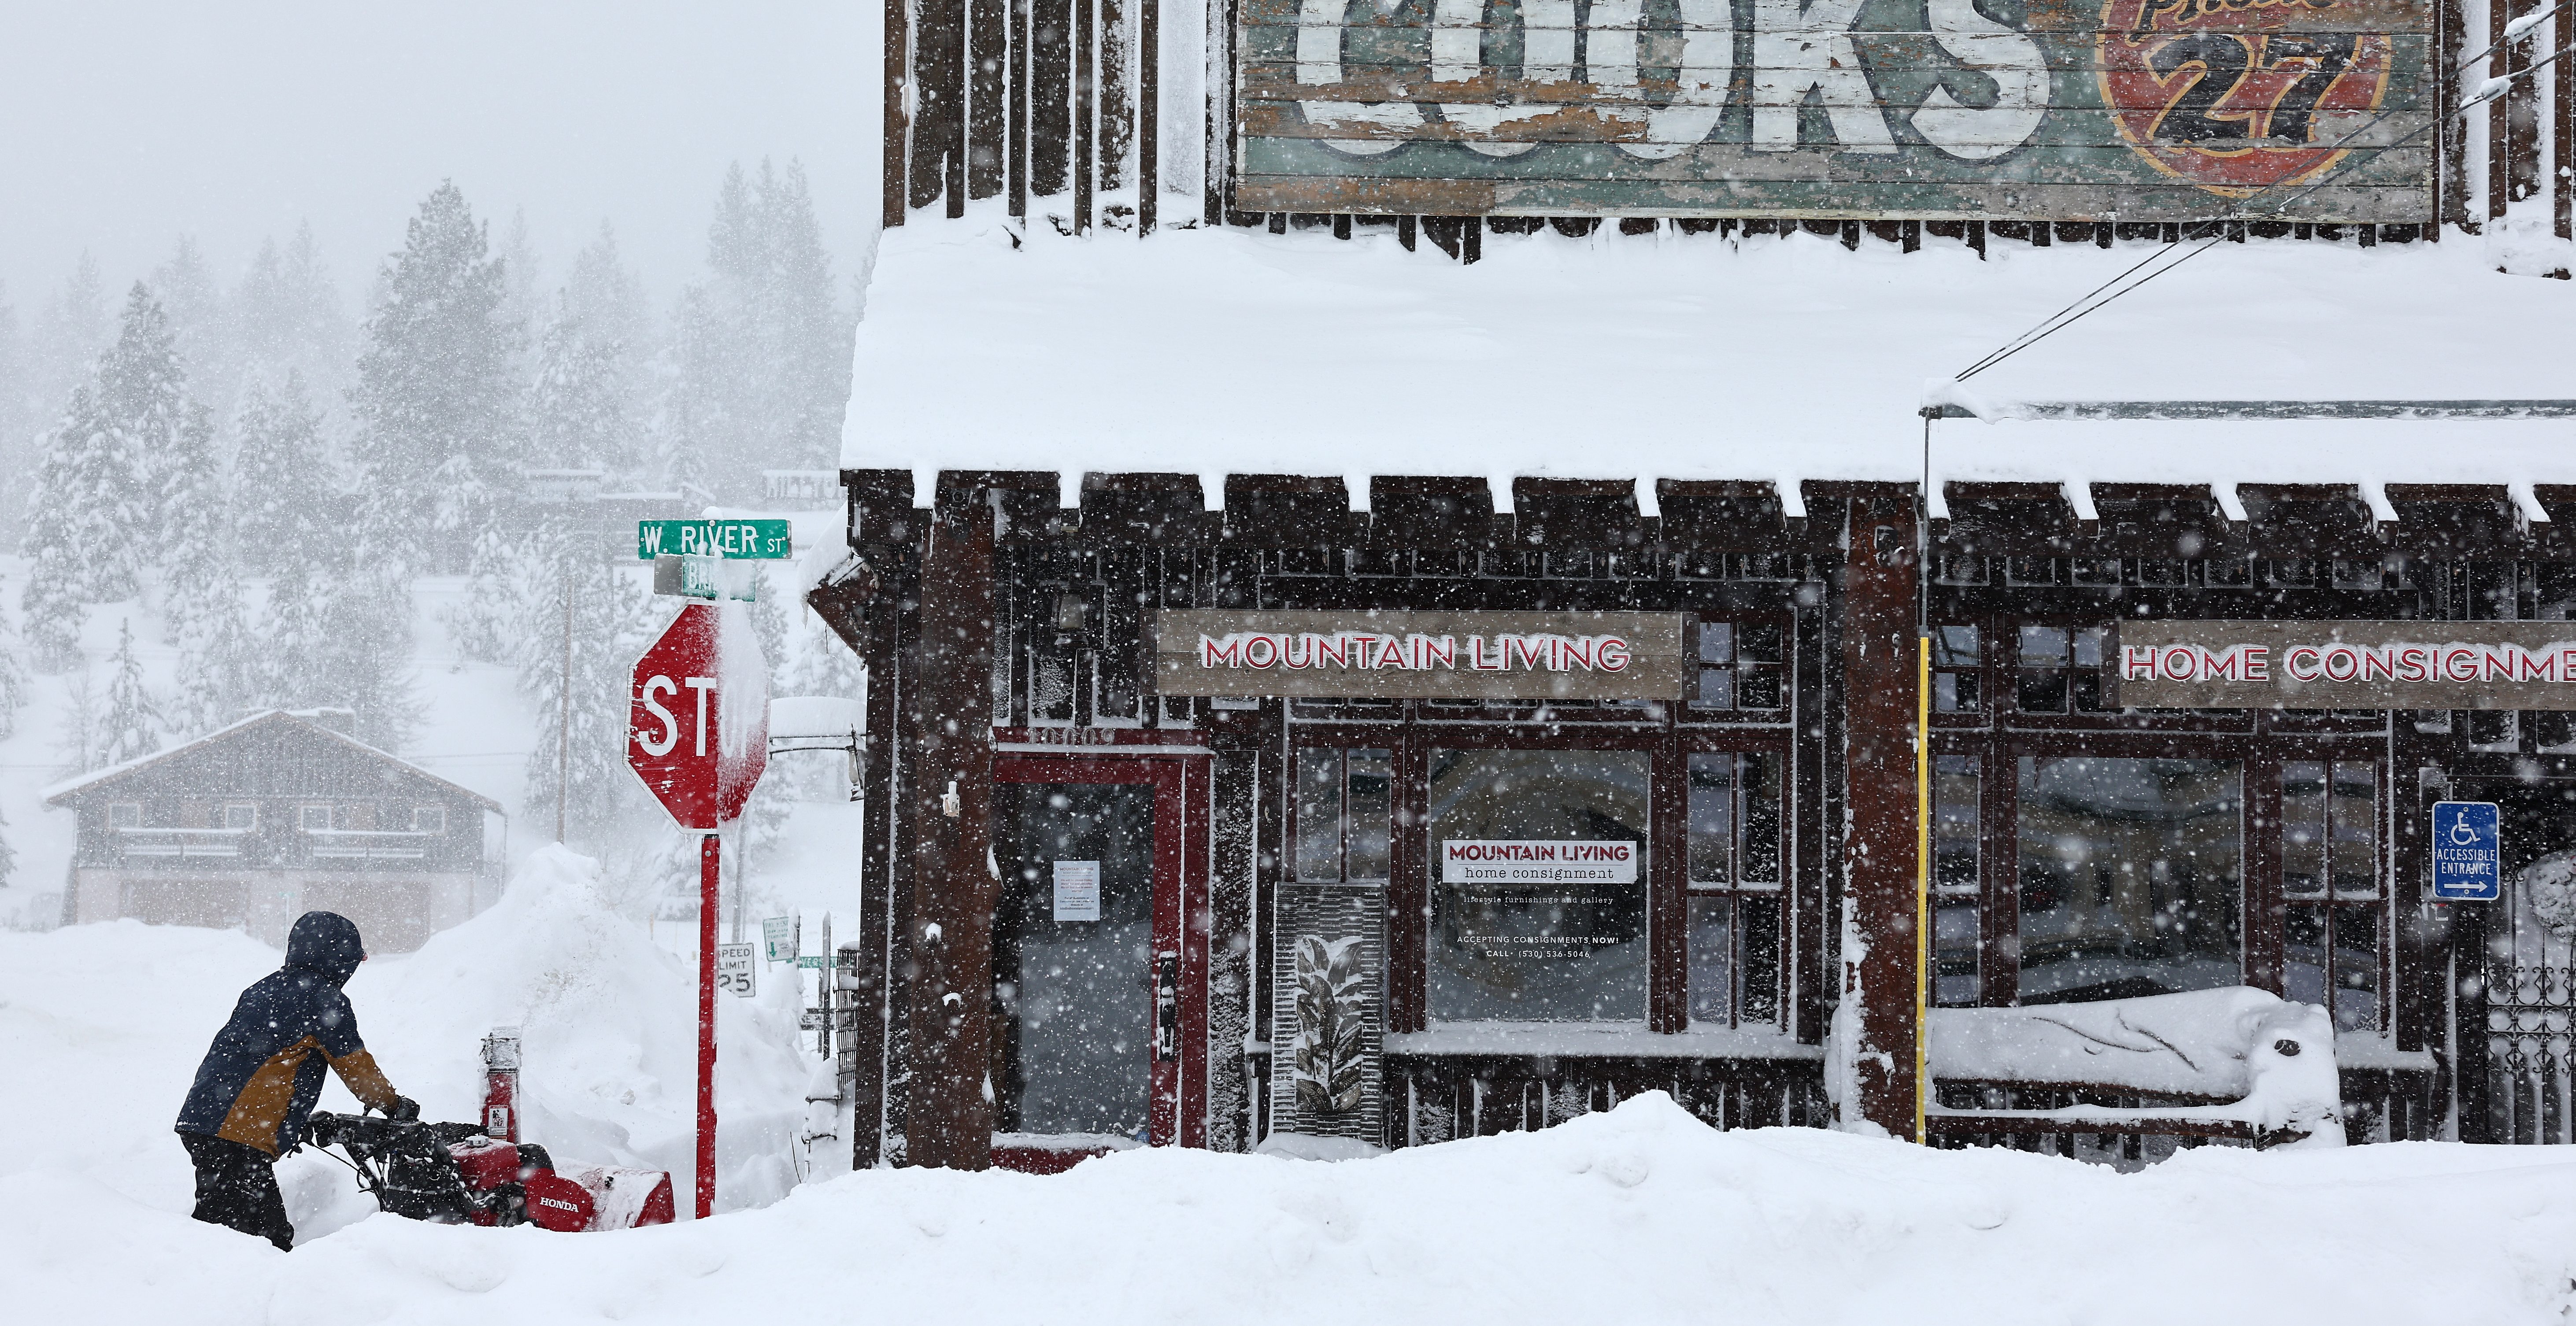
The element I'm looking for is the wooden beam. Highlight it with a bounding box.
[1837,486,1923,1140]
[884,0,912,226]
[1138,0,1159,233]
[806,558,900,1170]
[970,0,1007,199]
[902,490,1001,1169]
[1075,0,1096,232]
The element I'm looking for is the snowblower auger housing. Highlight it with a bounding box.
[309,1112,674,1233]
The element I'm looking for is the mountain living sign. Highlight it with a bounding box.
[1151,610,1689,698]
[2108,622,2576,710]
[1237,0,2432,219]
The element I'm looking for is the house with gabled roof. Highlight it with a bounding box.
[44,709,504,953]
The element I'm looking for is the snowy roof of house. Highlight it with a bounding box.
[840,214,2576,516]
[42,709,505,811]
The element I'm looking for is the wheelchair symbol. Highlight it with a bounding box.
[2450,816,2483,846]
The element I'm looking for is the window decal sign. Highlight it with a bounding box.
[2106,622,2576,710]
[1150,610,1689,699]
[1441,839,1641,884]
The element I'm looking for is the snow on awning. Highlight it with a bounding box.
[841,213,2576,512]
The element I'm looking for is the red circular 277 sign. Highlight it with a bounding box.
[2098,0,2394,196]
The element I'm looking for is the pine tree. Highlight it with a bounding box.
[518,527,655,846]
[97,617,164,768]
[231,372,335,576]
[312,560,421,752]
[529,293,626,473]
[0,566,30,738]
[258,557,327,709]
[33,255,109,433]
[159,402,229,645]
[26,283,182,607]
[669,160,853,498]
[233,224,354,401]
[350,181,522,564]
[152,236,227,407]
[172,571,261,737]
[0,803,16,893]
[0,282,30,525]
[440,522,526,665]
[18,528,85,674]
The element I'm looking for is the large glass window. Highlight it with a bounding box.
[1295,747,1392,882]
[1932,755,1981,1007]
[2015,757,2243,1004]
[1428,748,1650,1023]
[2283,760,2382,1031]
[1685,751,1786,1029]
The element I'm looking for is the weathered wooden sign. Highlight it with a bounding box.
[1150,609,1690,698]
[2108,622,2576,710]
[1236,0,2432,220]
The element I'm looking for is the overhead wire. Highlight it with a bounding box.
[1952,36,2572,384]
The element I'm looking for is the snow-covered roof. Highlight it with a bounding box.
[41,709,505,811]
[841,213,2576,512]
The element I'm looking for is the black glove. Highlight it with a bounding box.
[386,1096,420,1123]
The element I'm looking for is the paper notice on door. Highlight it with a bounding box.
[1052,860,1101,922]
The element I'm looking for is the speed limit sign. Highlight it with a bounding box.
[716,943,758,998]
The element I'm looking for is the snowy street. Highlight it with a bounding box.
[6,883,2573,1326]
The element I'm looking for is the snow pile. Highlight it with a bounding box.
[8,1092,2576,1326]
[1928,987,2342,1147]
[843,212,2576,501]
[340,845,815,1217]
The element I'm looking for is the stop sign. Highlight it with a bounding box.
[628,602,770,829]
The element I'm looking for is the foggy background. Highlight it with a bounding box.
[0,1,873,299]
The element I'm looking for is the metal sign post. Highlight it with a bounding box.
[627,599,770,1219]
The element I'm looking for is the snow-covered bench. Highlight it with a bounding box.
[1925,987,2344,1153]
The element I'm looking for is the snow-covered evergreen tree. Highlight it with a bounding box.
[311,561,421,752]
[152,236,228,406]
[171,571,261,738]
[349,182,523,564]
[517,526,656,846]
[96,617,163,768]
[230,371,335,576]
[19,384,96,672]
[233,225,354,401]
[0,567,29,737]
[666,160,853,497]
[159,402,229,645]
[26,284,185,606]
[32,255,109,434]
[440,522,527,666]
[258,557,326,710]
[529,293,626,473]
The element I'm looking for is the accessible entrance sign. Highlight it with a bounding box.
[2431,801,2502,901]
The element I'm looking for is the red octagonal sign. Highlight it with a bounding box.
[628,602,769,830]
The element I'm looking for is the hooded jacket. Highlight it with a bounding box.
[175,911,402,1155]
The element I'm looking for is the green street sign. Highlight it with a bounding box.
[651,555,759,602]
[797,955,825,970]
[637,519,792,561]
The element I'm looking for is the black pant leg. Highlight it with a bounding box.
[181,1133,296,1252]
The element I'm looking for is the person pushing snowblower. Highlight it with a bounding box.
[174,911,417,1251]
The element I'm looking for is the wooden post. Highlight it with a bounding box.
[804,538,896,1169]
[1838,487,1923,1139]
[1138,0,1159,233]
[1009,0,1030,219]
[1075,0,1096,232]
[971,0,1008,199]
[885,0,911,226]
[2559,0,2575,239]
[903,483,1000,1169]
[1033,0,1071,197]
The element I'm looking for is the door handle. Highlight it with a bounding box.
[1154,953,1179,1063]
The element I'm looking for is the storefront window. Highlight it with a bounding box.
[1427,748,1650,1023]
[1694,621,1784,713]
[1295,747,1393,882]
[1686,751,1784,1028]
[2282,760,2381,1031]
[1932,755,1980,1006]
[2015,626,2111,713]
[1931,626,1980,713]
[2015,757,2243,1004]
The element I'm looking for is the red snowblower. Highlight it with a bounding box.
[308,1028,675,1233]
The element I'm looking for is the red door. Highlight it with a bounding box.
[988,754,1207,1172]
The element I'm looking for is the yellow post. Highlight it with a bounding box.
[1914,633,1932,1144]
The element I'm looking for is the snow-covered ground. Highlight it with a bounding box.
[4,890,2572,1326]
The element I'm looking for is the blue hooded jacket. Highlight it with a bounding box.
[175,912,402,1155]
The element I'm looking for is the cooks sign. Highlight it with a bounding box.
[1151,610,1689,699]
[1239,0,2432,220]
[2109,622,2576,710]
